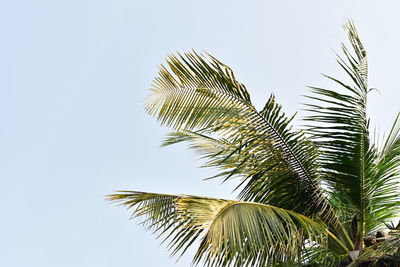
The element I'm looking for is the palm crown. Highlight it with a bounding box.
[108,21,400,266]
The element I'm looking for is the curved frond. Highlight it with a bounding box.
[107,191,336,266]
[147,52,339,227]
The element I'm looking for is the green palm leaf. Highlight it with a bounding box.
[367,113,400,231]
[110,20,400,265]
[107,191,344,266]
[147,52,342,228]
[304,21,374,246]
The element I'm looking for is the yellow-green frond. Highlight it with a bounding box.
[107,191,338,266]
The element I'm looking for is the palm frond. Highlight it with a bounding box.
[147,53,340,228]
[367,113,400,231]
[304,21,373,242]
[109,19,400,266]
[107,191,338,266]
[238,95,320,207]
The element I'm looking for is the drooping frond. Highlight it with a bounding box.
[147,52,341,229]
[304,21,373,241]
[107,191,338,266]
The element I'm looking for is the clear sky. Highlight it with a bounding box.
[2,1,400,266]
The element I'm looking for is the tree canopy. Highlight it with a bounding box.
[109,21,400,266]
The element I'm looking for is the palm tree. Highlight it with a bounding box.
[108,21,400,266]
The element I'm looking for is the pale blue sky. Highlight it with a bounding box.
[2,1,400,266]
